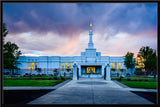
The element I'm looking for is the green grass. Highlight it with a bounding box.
[112,76,157,81]
[119,81,157,89]
[3,80,65,86]
[112,76,157,89]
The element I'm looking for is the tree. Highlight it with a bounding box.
[137,46,157,78]
[124,52,135,75]
[3,23,8,43]
[137,46,157,71]
[3,23,22,75]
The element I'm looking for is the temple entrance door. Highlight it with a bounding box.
[86,67,95,73]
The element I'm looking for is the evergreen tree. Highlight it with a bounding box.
[124,52,135,74]
[3,23,22,75]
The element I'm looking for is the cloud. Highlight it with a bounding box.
[3,3,157,56]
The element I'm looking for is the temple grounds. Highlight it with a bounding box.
[3,76,157,104]
[112,76,157,89]
[27,78,154,104]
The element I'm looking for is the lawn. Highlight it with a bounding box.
[112,76,157,81]
[119,81,157,89]
[3,80,65,86]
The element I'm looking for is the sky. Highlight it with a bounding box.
[3,3,157,57]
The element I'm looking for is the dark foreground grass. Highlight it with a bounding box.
[3,80,65,86]
[4,89,54,104]
[119,81,157,89]
[131,91,157,104]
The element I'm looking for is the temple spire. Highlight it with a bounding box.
[88,22,94,49]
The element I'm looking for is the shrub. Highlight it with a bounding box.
[4,72,10,75]
[118,76,124,81]
[134,70,144,75]
[31,74,35,77]
[34,78,38,80]
[37,74,41,77]
[60,76,65,80]
[138,79,142,81]
[42,74,46,76]
[49,74,53,76]
[126,73,130,77]
[53,76,58,80]
[48,78,53,80]
[132,79,136,81]
[126,77,131,81]
[111,68,115,71]
[144,79,149,81]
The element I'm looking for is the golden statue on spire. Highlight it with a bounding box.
[90,22,92,30]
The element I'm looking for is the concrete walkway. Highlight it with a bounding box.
[28,78,154,104]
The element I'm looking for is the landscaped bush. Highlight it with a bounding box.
[49,74,53,76]
[31,74,35,77]
[111,68,115,71]
[126,73,130,77]
[4,72,10,75]
[132,79,136,81]
[134,70,144,75]
[42,74,46,76]
[60,76,65,80]
[145,79,149,81]
[118,76,124,81]
[36,74,42,77]
[126,77,131,81]
[23,73,29,77]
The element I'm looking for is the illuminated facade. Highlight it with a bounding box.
[13,23,135,76]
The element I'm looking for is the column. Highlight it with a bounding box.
[102,65,104,76]
[73,64,77,80]
[105,64,111,81]
[78,65,81,77]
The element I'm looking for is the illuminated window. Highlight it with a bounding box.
[111,63,113,69]
[32,62,34,70]
[65,63,68,70]
[62,63,64,71]
[118,63,121,71]
[69,63,71,69]
[115,63,117,70]
[35,62,37,69]
[28,62,30,71]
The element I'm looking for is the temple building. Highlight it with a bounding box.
[8,23,135,77]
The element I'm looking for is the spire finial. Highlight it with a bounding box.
[90,22,92,30]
